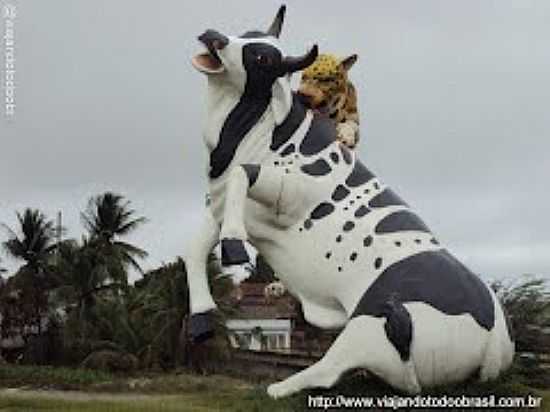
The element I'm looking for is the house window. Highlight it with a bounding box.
[278,334,286,349]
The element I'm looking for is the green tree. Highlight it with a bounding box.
[51,239,126,342]
[132,259,190,368]
[492,276,550,354]
[81,192,148,278]
[1,209,58,336]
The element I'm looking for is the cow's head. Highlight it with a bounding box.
[192,5,318,123]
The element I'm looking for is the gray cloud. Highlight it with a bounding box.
[1,0,549,281]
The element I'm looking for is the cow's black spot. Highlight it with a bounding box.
[374,182,380,190]
[311,202,335,220]
[221,238,249,266]
[336,235,342,243]
[375,210,430,234]
[338,266,343,272]
[330,152,339,164]
[242,164,260,187]
[210,43,284,179]
[351,250,496,332]
[354,205,370,218]
[325,252,331,259]
[345,160,375,188]
[210,96,270,179]
[280,143,296,157]
[332,185,350,201]
[341,146,352,164]
[363,235,373,247]
[369,188,408,208]
[301,159,331,176]
[431,238,439,245]
[271,94,307,151]
[374,257,383,269]
[350,252,357,261]
[395,241,402,247]
[274,161,279,166]
[304,219,313,229]
[299,115,336,156]
[343,221,355,232]
[415,239,422,244]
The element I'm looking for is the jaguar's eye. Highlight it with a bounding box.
[256,54,272,66]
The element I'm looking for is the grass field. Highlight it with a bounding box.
[1,365,549,411]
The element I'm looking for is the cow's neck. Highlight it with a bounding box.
[205,79,285,181]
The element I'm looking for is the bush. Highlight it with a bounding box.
[492,276,550,354]
[81,350,139,374]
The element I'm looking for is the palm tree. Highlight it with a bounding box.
[1,208,57,336]
[1,209,57,273]
[81,192,148,278]
[52,239,125,328]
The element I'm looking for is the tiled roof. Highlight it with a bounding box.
[229,282,298,320]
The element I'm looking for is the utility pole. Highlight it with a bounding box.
[55,211,63,264]
[56,211,62,245]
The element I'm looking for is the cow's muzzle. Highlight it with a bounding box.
[192,30,229,74]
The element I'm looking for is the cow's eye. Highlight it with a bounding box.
[256,54,272,66]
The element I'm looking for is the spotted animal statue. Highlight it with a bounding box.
[299,53,360,149]
[187,5,514,399]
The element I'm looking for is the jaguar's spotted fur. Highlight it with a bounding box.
[299,53,360,149]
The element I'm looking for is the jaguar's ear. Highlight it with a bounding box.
[340,54,358,71]
[272,75,292,125]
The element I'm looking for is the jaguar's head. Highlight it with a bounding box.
[298,53,358,111]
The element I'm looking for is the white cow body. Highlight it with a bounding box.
[186,6,514,398]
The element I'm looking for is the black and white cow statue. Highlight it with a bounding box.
[187,5,514,399]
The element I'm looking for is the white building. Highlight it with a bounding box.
[225,283,296,352]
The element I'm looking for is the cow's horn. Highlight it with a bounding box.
[282,45,318,73]
[267,5,286,38]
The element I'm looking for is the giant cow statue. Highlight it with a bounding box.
[187,5,514,399]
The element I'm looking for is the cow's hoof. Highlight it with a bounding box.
[189,312,215,344]
[267,381,293,399]
[221,238,250,266]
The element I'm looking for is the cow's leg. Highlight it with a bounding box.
[299,296,348,329]
[220,164,306,268]
[267,316,420,399]
[185,210,220,342]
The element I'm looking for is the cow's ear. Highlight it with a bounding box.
[340,54,358,71]
[272,76,292,125]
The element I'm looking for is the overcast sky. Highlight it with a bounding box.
[1,0,549,283]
